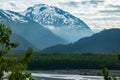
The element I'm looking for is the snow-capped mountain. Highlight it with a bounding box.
[0,9,67,50]
[23,4,94,42]
[0,9,28,23]
[0,4,94,49]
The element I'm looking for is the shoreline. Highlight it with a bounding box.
[28,69,120,76]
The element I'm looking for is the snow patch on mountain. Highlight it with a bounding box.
[0,10,28,23]
[23,4,94,42]
[23,4,88,28]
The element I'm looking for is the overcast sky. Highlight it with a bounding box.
[0,0,120,32]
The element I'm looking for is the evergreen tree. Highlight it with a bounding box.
[0,23,34,80]
[102,53,120,80]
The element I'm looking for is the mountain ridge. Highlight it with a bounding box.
[43,29,120,53]
[0,4,95,50]
[11,33,36,50]
[0,9,67,50]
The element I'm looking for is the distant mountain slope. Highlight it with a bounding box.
[43,29,120,53]
[0,9,67,49]
[23,4,94,42]
[11,33,36,50]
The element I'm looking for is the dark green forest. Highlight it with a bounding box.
[8,52,120,70]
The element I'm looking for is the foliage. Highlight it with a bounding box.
[0,23,34,80]
[102,67,120,80]
[8,48,34,80]
[7,53,120,70]
[102,67,111,80]
[102,53,120,80]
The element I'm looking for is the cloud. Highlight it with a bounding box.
[0,0,27,11]
[100,10,120,13]
[81,0,104,5]
[59,2,79,7]
[108,5,120,9]
[93,17,120,21]
[104,0,120,6]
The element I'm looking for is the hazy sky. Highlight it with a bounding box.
[0,0,120,32]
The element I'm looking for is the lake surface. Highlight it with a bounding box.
[32,73,104,80]
[4,72,104,80]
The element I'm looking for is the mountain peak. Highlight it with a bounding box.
[23,4,93,42]
[24,4,90,29]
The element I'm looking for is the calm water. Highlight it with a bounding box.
[4,72,104,80]
[32,72,104,80]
